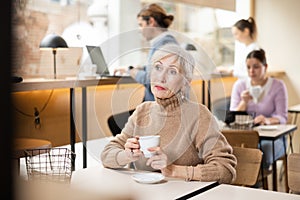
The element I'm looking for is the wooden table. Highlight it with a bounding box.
[70,166,218,200]
[12,77,136,170]
[192,184,300,200]
[256,124,297,191]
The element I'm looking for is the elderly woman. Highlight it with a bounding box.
[101,44,236,183]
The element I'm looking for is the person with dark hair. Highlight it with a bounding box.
[231,17,260,79]
[230,48,288,169]
[114,3,179,101]
[213,17,261,122]
[102,44,237,184]
[217,17,260,79]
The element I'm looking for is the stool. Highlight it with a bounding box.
[12,138,52,176]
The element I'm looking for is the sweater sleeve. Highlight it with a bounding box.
[271,80,288,124]
[100,133,131,168]
[230,79,246,111]
[194,114,237,183]
[134,66,148,85]
[101,110,138,168]
[171,107,237,184]
[193,143,237,183]
[168,128,237,184]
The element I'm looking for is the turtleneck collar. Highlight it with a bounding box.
[156,92,186,112]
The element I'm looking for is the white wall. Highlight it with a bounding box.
[255,0,300,152]
[255,0,300,106]
[107,0,143,69]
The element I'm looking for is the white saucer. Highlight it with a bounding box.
[259,125,278,131]
[131,172,165,184]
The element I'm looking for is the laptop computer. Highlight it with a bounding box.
[86,45,130,78]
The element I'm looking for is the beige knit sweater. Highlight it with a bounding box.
[101,95,237,184]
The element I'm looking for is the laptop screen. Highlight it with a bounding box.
[86,46,110,75]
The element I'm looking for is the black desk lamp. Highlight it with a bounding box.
[40,34,68,79]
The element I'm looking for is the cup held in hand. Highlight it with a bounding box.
[249,85,262,103]
[139,135,160,158]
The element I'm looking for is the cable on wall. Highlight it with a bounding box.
[13,89,54,129]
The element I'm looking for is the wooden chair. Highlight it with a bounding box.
[288,153,300,194]
[221,129,260,148]
[221,129,269,188]
[279,111,298,185]
[12,138,52,176]
[222,129,289,191]
[231,147,263,187]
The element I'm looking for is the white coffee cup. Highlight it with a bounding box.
[249,85,262,103]
[139,135,160,158]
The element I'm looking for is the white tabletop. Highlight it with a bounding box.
[289,104,300,113]
[70,166,217,200]
[191,184,300,200]
[254,124,297,139]
[221,124,297,140]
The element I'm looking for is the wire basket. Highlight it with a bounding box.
[25,148,75,184]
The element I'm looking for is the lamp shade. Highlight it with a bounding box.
[40,33,68,49]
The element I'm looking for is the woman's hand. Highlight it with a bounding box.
[254,115,276,125]
[254,115,265,125]
[146,147,167,170]
[236,90,252,111]
[240,90,252,103]
[113,68,127,76]
[124,136,143,161]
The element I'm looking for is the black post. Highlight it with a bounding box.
[70,88,76,171]
[52,49,57,79]
[82,87,87,168]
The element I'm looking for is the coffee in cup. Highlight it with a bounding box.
[138,135,160,158]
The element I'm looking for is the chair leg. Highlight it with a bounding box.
[283,155,289,193]
[280,132,294,182]
[17,158,20,176]
[260,161,269,190]
[272,160,278,191]
[263,176,269,190]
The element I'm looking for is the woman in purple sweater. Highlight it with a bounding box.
[230,49,288,169]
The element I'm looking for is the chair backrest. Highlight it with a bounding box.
[232,147,263,186]
[107,109,135,136]
[288,153,300,194]
[221,129,259,148]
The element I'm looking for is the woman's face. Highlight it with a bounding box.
[246,57,267,82]
[137,16,155,41]
[231,26,249,44]
[150,55,186,99]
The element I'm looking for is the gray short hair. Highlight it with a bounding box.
[150,44,195,82]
